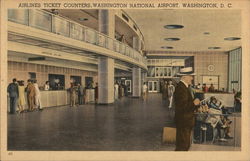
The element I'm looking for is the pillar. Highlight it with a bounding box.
[132,67,141,97]
[98,10,115,38]
[98,57,114,104]
[98,10,115,104]
[132,36,141,51]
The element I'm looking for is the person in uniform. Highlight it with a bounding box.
[174,67,200,151]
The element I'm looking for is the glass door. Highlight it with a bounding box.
[148,81,158,92]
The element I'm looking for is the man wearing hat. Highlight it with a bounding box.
[174,67,200,151]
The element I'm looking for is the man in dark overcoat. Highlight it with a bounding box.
[174,67,200,151]
[7,78,19,114]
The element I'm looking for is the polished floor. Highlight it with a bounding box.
[8,94,176,151]
[8,94,240,151]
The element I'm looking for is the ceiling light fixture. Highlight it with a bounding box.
[165,38,180,41]
[78,18,88,21]
[224,37,241,41]
[208,47,221,49]
[161,46,174,49]
[164,25,184,29]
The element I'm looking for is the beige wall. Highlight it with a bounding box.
[194,52,228,90]
[8,61,98,89]
[147,51,229,90]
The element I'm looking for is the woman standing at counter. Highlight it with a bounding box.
[44,81,50,91]
[69,83,76,107]
[18,80,26,113]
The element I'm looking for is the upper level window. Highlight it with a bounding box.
[122,13,129,22]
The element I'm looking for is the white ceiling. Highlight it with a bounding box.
[125,9,241,52]
[57,9,99,30]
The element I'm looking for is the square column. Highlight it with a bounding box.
[98,10,115,38]
[132,67,141,97]
[132,36,141,51]
[98,57,114,104]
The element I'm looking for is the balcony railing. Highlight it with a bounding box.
[8,9,147,67]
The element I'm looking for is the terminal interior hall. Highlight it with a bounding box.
[7,9,242,151]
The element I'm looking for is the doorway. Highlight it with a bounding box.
[148,81,158,92]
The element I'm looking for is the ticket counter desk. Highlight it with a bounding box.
[85,89,95,103]
[40,90,68,108]
[7,89,96,111]
[41,89,95,107]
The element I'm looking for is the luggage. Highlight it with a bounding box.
[162,127,176,144]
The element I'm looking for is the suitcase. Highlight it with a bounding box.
[162,127,176,144]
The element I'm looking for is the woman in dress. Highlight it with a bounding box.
[18,80,26,113]
[69,83,76,107]
[167,80,175,108]
[114,82,119,100]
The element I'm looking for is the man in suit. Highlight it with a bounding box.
[7,78,19,114]
[174,67,200,151]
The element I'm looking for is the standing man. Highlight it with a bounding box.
[26,79,36,111]
[7,78,19,114]
[162,81,168,100]
[33,80,42,110]
[174,67,200,151]
[94,83,98,104]
[77,83,84,105]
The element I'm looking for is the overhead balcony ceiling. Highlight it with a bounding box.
[125,9,241,52]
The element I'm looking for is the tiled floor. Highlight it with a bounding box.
[8,93,240,151]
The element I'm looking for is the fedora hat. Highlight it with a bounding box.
[177,67,196,76]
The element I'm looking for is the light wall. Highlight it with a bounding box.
[147,51,229,90]
[8,61,98,89]
[194,52,228,90]
[228,47,242,92]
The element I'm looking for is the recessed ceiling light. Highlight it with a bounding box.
[78,18,88,21]
[208,47,221,49]
[161,46,174,49]
[204,32,210,35]
[164,25,184,29]
[224,37,241,41]
[165,38,180,41]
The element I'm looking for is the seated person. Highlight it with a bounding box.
[215,116,233,141]
[207,96,222,110]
